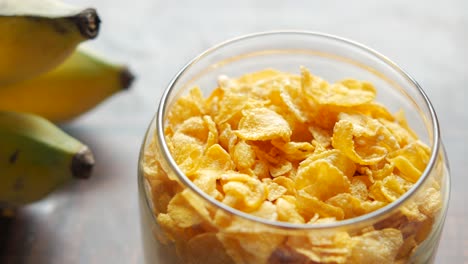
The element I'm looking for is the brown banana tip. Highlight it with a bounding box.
[76,8,101,39]
[71,146,95,179]
[121,67,135,90]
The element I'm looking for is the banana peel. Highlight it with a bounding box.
[0,0,101,85]
[0,48,135,123]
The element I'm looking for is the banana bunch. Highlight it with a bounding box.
[0,0,134,207]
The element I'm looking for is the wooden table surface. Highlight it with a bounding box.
[1,0,467,263]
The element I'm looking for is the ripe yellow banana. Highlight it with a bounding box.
[0,111,95,206]
[0,0,101,85]
[0,48,134,123]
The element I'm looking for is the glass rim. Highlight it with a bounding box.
[154,30,441,230]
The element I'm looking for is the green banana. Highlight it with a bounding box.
[0,111,95,206]
[0,0,101,85]
[0,47,134,123]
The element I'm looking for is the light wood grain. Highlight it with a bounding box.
[1,0,466,263]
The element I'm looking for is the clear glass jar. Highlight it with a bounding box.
[138,32,450,264]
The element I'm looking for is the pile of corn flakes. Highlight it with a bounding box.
[143,67,443,264]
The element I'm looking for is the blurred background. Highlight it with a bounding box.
[1,0,466,263]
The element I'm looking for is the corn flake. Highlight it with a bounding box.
[192,169,223,201]
[309,125,332,148]
[297,190,344,220]
[199,144,234,172]
[167,86,205,127]
[295,159,350,201]
[332,113,399,165]
[167,132,203,175]
[218,231,284,264]
[232,140,256,170]
[286,233,353,264]
[265,181,288,202]
[302,67,376,107]
[349,229,403,264]
[276,197,305,224]
[250,201,278,221]
[187,233,235,264]
[271,139,315,161]
[221,172,267,212]
[167,192,204,228]
[235,107,292,141]
[327,193,386,219]
[388,141,430,183]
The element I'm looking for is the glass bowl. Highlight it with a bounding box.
[138,31,450,264]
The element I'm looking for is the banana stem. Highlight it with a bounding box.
[72,8,100,39]
[121,67,135,90]
[71,146,95,179]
